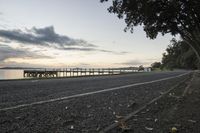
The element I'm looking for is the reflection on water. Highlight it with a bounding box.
[0,69,24,80]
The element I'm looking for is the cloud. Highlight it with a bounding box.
[57,47,127,55]
[117,59,152,66]
[0,26,96,49]
[0,44,50,62]
[0,61,49,68]
[0,26,129,54]
[60,47,97,51]
[119,51,129,54]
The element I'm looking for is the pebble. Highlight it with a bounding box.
[145,126,153,131]
[87,105,91,108]
[146,118,151,120]
[70,125,74,130]
[127,101,136,108]
[188,119,196,123]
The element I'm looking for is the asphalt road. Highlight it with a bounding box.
[0,71,191,133]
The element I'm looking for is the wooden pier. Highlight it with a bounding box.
[23,67,141,78]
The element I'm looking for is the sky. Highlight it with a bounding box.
[0,0,174,68]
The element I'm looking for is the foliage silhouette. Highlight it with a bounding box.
[101,0,200,67]
[161,39,199,70]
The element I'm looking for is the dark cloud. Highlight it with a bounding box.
[60,47,128,55]
[57,47,114,55]
[0,26,96,48]
[119,51,129,54]
[0,44,50,62]
[61,47,98,51]
[0,26,129,54]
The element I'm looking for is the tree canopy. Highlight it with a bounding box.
[101,0,200,67]
[161,39,199,70]
[151,62,161,69]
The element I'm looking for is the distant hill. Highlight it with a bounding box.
[0,67,42,70]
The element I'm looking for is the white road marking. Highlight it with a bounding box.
[31,80,38,82]
[0,72,190,111]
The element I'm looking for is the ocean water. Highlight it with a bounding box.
[0,69,24,80]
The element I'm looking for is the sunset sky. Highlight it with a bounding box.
[0,0,175,68]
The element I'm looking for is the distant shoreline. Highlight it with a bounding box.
[0,67,41,70]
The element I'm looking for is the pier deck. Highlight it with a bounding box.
[23,67,142,78]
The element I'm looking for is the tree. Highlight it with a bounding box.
[138,65,144,71]
[101,0,200,67]
[151,62,161,69]
[161,39,199,70]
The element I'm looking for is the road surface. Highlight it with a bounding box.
[0,71,191,133]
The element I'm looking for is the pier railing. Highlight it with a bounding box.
[23,67,146,78]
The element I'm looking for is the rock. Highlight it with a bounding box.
[127,101,136,108]
[114,120,119,123]
[116,115,123,119]
[15,116,22,120]
[69,125,74,130]
[145,126,153,131]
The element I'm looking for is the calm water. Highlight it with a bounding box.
[0,69,24,80]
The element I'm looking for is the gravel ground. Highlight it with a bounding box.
[109,71,200,133]
[0,71,191,133]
